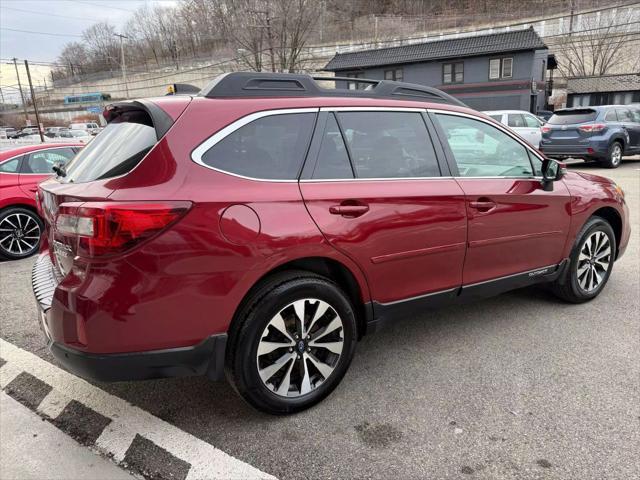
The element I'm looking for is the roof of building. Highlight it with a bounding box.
[324,27,546,71]
[567,74,640,94]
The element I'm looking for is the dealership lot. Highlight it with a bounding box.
[1,160,638,479]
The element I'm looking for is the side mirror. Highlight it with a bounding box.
[541,159,566,191]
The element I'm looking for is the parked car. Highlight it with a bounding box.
[59,129,93,143]
[45,127,69,138]
[32,73,630,414]
[69,122,100,135]
[537,109,554,122]
[484,110,544,147]
[0,127,18,139]
[539,105,640,168]
[0,144,82,259]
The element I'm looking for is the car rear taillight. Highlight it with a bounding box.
[55,201,191,258]
[578,123,606,133]
[541,126,551,133]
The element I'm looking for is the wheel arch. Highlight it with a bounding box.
[592,207,622,259]
[1,203,40,216]
[231,256,372,340]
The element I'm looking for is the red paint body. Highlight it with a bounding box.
[0,144,82,211]
[35,96,630,357]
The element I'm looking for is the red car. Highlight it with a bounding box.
[0,143,82,259]
[32,74,630,414]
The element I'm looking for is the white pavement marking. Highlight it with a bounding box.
[0,339,276,480]
[0,361,22,388]
[37,388,71,419]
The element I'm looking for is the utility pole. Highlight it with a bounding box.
[12,58,29,123]
[24,60,44,143]
[568,0,575,36]
[114,33,130,99]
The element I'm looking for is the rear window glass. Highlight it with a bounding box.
[337,111,441,178]
[62,121,157,183]
[548,109,597,125]
[200,113,316,180]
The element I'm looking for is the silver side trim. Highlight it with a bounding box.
[464,263,558,288]
[320,106,426,112]
[379,287,458,307]
[190,107,319,183]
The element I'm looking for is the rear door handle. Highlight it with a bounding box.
[329,204,369,217]
[469,200,496,212]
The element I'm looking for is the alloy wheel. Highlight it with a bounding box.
[256,298,344,398]
[577,231,611,292]
[611,144,622,166]
[0,213,41,257]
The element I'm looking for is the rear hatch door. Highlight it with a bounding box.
[545,108,598,145]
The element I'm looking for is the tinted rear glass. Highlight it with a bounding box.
[201,112,316,180]
[62,122,157,183]
[548,109,597,125]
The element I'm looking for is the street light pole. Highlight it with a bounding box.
[24,60,45,143]
[12,58,29,123]
[114,33,130,99]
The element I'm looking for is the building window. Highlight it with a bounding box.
[489,57,513,80]
[443,62,464,84]
[346,72,364,90]
[384,68,403,82]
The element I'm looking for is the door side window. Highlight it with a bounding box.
[0,157,21,173]
[336,111,441,178]
[435,113,534,178]
[616,108,632,122]
[313,114,354,179]
[507,114,526,128]
[23,148,76,174]
[523,114,541,128]
[201,112,316,180]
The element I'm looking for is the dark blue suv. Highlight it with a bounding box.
[539,105,640,168]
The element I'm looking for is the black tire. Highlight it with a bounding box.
[550,216,616,303]
[225,270,357,414]
[0,207,44,260]
[600,141,623,168]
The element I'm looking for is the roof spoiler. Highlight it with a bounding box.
[103,99,174,139]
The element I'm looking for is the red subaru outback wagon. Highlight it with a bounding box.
[33,73,630,414]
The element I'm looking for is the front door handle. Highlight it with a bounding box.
[469,200,496,212]
[329,204,369,217]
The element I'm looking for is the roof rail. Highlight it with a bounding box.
[198,72,466,107]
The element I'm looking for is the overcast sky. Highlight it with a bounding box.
[0,0,176,99]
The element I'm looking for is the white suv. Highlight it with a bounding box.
[483,110,544,147]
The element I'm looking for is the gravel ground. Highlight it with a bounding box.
[1,159,638,480]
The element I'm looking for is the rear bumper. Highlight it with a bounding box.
[49,334,227,382]
[31,253,227,382]
[539,140,609,158]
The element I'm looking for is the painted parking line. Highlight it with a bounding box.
[0,338,276,480]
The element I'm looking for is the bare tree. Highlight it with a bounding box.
[214,0,320,72]
[555,8,639,77]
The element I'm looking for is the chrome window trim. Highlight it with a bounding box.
[427,108,546,178]
[300,176,455,183]
[320,106,426,113]
[191,107,319,183]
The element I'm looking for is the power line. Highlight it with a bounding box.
[69,0,136,12]
[0,27,83,38]
[1,5,103,22]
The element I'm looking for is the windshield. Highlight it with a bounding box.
[548,109,597,125]
[62,121,157,183]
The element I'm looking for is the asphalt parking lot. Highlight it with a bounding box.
[1,160,638,480]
